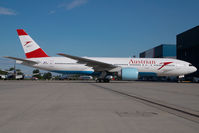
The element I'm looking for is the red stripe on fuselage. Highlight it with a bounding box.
[17,29,28,36]
[25,48,49,58]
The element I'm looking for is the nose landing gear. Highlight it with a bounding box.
[178,75,184,83]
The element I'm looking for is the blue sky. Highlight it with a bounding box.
[0,0,199,73]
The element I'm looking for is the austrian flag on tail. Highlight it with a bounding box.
[16,29,49,58]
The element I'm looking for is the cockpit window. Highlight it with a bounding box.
[189,64,193,66]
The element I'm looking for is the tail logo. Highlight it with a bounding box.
[24,41,32,46]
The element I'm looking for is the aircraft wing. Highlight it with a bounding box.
[4,56,38,65]
[57,53,117,71]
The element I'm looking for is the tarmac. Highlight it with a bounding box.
[0,80,199,133]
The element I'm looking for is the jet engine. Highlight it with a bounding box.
[118,68,139,80]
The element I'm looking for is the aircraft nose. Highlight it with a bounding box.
[193,66,197,72]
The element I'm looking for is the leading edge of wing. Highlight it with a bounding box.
[57,53,117,71]
[3,56,38,64]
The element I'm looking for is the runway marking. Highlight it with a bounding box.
[91,83,199,124]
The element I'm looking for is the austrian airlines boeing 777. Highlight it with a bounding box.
[4,29,197,82]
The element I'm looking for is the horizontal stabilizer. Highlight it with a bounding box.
[4,56,38,64]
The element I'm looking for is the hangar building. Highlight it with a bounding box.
[177,26,199,78]
[139,44,176,58]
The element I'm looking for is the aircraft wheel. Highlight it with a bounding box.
[96,79,102,83]
[103,79,110,83]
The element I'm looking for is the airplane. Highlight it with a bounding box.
[0,63,24,80]
[4,29,197,82]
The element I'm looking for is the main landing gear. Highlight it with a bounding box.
[96,78,110,83]
[95,71,111,83]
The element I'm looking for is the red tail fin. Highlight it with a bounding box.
[17,29,49,58]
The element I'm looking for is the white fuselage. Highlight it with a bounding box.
[19,57,197,77]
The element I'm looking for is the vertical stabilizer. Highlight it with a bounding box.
[16,29,49,58]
